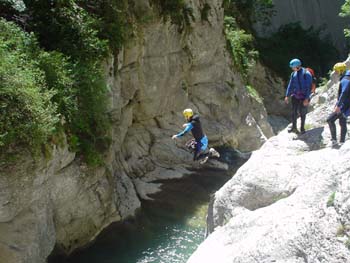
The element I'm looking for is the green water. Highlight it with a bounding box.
[50,149,247,263]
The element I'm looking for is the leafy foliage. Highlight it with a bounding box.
[0,0,127,165]
[77,0,132,51]
[327,192,336,207]
[223,0,272,82]
[246,85,263,104]
[23,0,108,58]
[224,16,258,81]
[340,0,350,38]
[0,20,59,153]
[38,51,76,123]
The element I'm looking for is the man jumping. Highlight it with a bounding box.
[172,108,219,164]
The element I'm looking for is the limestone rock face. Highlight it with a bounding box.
[188,66,350,263]
[249,62,288,118]
[254,0,350,53]
[0,143,122,263]
[0,0,276,262]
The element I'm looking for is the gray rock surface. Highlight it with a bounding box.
[0,0,276,262]
[249,62,289,118]
[188,63,350,263]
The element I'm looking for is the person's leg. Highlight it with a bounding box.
[198,150,209,160]
[327,112,339,141]
[299,102,308,133]
[193,140,202,161]
[289,96,298,132]
[339,113,347,143]
[197,136,209,159]
[197,136,210,163]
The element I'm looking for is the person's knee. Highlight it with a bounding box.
[327,119,334,126]
[340,115,347,124]
[301,107,308,116]
[327,115,334,123]
[340,120,347,128]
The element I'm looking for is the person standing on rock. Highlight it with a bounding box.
[284,58,312,134]
[172,109,219,164]
[327,62,350,147]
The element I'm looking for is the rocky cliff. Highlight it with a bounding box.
[0,1,279,262]
[188,60,350,263]
[254,0,350,54]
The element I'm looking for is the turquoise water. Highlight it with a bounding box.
[49,149,247,263]
[66,216,206,263]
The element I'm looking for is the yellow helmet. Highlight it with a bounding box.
[183,108,193,119]
[333,62,347,74]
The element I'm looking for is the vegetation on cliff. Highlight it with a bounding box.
[0,0,346,164]
[0,20,59,152]
[223,0,272,81]
[0,0,133,164]
[340,0,350,38]
[0,0,198,164]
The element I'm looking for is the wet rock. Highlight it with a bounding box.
[188,64,350,263]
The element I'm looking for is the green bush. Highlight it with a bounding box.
[337,224,346,237]
[38,51,76,123]
[19,1,114,165]
[246,85,263,104]
[70,60,111,162]
[223,1,271,82]
[77,0,131,51]
[224,16,258,81]
[0,20,58,153]
[327,192,336,207]
[23,0,109,59]
[346,238,350,250]
[340,0,350,37]
[0,17,110,166]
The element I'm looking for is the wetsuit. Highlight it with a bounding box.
[327,71,350,143]
[286,68,312,132]
[175,115,208,160]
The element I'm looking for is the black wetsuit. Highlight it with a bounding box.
[327,74,350,143]
[188,115,206,160]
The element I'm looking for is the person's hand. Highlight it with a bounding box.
[303,99,309,107]
[182,123,188,127]
[172,135,178,140]
[335,106,341,113]
[284,96,289,104]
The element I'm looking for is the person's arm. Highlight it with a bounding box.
[172,123,193,138]
[285,74,293,97]
[301,72,312,106]
[305,72,312,99]
[337,80,350,109]
[285,73,294,104]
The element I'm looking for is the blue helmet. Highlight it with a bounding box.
[289,58,301,68]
